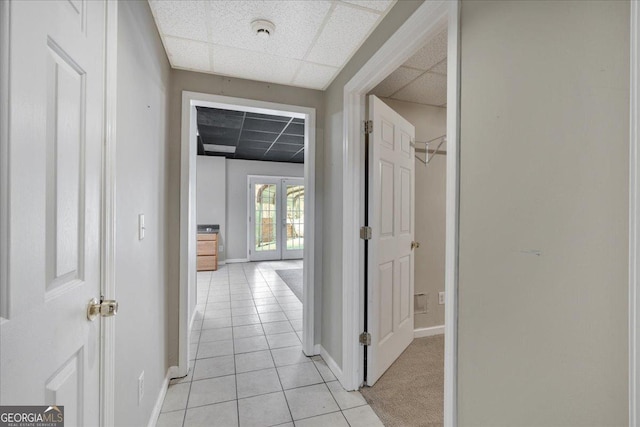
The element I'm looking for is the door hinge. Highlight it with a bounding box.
[359,332,371,346]
[360,226,372,240]
[363,120,373,134]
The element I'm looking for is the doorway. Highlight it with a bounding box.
[249,177,304,261]
[340,1,460,425]
[179,92,317,380]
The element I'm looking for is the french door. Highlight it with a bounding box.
[249,177,304,261]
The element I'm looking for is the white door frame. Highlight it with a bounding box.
[100,0,118,425]
[340,1,459,425]
[629,1,639,425]
[179,91,317,377]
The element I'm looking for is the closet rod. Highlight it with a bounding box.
[413,135,446,164]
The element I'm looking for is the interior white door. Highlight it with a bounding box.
[0,1,106,424]
[366,95,416,385]
[281,178,304,260]
[249,177,305,261]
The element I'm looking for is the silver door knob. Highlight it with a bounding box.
[411,241,421,250]
[87,298,118,321]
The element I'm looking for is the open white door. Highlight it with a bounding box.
[366,95,415,385]
[0,1,108,424]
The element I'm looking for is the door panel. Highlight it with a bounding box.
[0,0,105,422]
[282,179,304,260]
[250,178,281,261]
[367,95,415,385]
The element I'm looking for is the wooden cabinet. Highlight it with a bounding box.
[197,232,218,271]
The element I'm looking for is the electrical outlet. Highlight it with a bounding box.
[438,292,445,305]
[219,244,224,252]
[138,371,144,405]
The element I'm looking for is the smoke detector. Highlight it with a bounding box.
[251,19,275,39]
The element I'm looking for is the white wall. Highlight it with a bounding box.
[114,1,171,425]
[380,98,447,329]
[196,156,226,261]
[226,159,304,260]
[458,1,629,424]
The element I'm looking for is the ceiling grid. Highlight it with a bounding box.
[148,0,397,90]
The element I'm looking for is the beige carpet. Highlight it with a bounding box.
[360,335,444,427]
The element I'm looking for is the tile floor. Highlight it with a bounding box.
[157,261,384,427]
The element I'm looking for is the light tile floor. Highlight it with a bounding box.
[157,261,384,427]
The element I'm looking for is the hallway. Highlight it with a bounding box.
[157,261,383,427]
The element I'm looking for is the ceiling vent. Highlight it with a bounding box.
[251,19,275,39]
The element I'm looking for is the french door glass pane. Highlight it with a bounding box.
[286,185,304,250]
[255,184,277,252]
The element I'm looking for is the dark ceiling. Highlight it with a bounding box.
[196,106,305,163]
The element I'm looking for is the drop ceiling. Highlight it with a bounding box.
[197,107,305,163]
[371,28,447,107]
[148,0,396,90]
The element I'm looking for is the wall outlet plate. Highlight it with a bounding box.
[438,291,445,305]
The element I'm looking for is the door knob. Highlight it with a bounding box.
[87,298,118,321]
[411,241,420,250]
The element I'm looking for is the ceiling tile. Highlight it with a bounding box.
[207,1,332,60]
[340,0,395,12]
[306,3,380,67]
[149,0,209,42]
[243,117,287,133]
[283,122,304,136]
[212,45,302,85]
[293,62,339,90]
[403,29,448,71]
[430,59,447,75]
[391,72,447,106]
[370,66,423,98]
[163,37,211,71]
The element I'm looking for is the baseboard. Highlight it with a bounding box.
[319,345,346,388]
[225,258,249,264]
[414,325,445,338]
[146,366,177,427]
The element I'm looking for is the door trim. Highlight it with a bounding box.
[0,0,10,322]
[629,1,639,425]
[100,1,118,425]
[341,1,459,426]
[179,91,317,378]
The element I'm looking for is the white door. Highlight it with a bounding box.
[1,1,107,424]
[249,177,282,261]
[249,177,304,261]
[366,95,415,385]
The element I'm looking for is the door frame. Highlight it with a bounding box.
[100,1,118,425]
[0,1,118,424]
[629,1,639,425]
[179,91,317,378]
[340,1,459,425]
[248,175,305,262]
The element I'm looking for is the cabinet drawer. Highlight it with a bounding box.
[197,255,217,271]
[197,233,218,241]
[197,240,216,256]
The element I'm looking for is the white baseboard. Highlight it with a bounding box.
[414,325,445,338]
[147,366,178,427]
[319,345,348,389]
[225,258,249,264]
